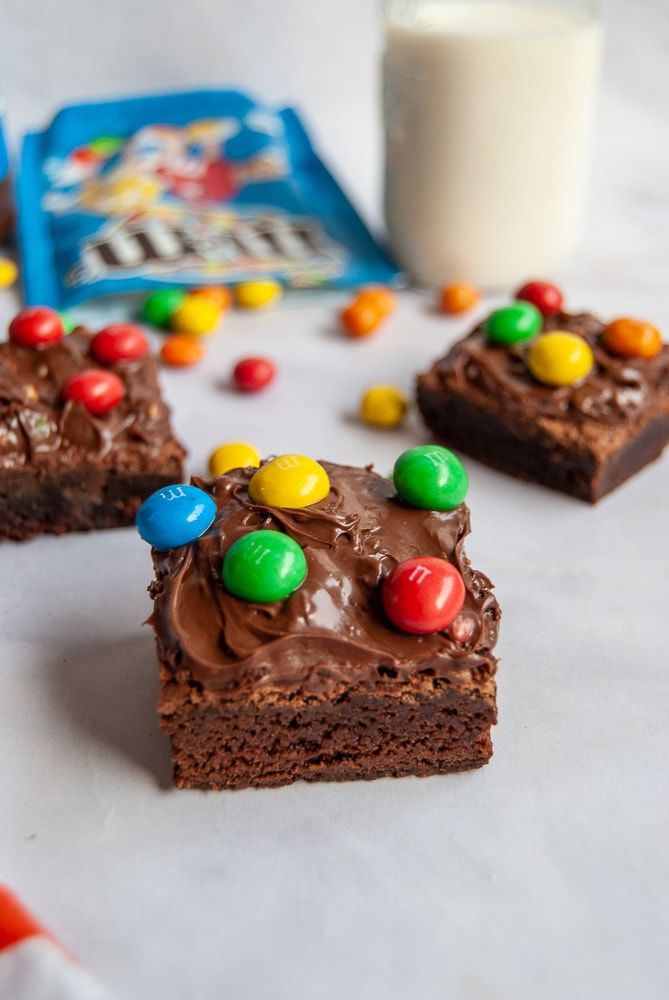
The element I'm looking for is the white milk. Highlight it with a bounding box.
[382,1,603,288]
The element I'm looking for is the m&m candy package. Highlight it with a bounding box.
[17,89,400,309]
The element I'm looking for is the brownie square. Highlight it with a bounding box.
[147,461,500,790]
[417,311,669,503]
[0,327,185,540]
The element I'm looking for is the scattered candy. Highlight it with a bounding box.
[439,282,480,314]
[8,307,65,348]
[602,317,662,360]
[142,288,187,329]
[60,312,78,334]
[248,455,330,509]
[232,356,276,393]
[393,445,468,511]
[136,483,217,550]
[222,529,307,603]
[209,442,261,477]
[526,331,594,387]
[483,301,542,345]
[169,294,221,335]
[160,334,206,367]
[0,257,18,288]
[61,369,125,414]
[360,384,408,428]
[90,323,149,364]
[515,280,564,316]
[235,279,282,309]
[190,286,233,311]
[382,556,466,635]
[356,286,397,318]
[341,297,382,338]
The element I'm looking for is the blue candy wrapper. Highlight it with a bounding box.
[17,90,400,308]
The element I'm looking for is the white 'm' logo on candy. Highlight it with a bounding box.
[161,486,187,501]
[408,564,432,584]
[275,456,300,471]
[248,542,272,565]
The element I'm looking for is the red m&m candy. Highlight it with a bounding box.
[90,323,149,364]
[62,369,125,415]
[9,307,65,348]
[382,556,466,635]
[232,356,276,393]
[515,280,564,317]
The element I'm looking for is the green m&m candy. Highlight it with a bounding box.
[222,529,307,603]
[142,288,187,329]
[393,445,468,511]
[483,301,542,345]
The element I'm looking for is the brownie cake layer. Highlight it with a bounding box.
[148,462,500,790]
[0,328,185,540]
[416,311,669,503]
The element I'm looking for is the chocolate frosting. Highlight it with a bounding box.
[0,329,180,468]
[150,463,500,700]
[438,311,669,426]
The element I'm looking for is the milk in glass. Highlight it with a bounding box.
[382,1,603,287]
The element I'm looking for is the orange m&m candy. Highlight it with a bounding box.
[602,317,662,359]
[439,282,480,314]
[340,298,382,338]
[190,286,233,311]
[160,334,206,367]
[356,286,397,318]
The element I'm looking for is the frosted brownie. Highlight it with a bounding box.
[417,305,669,503]
[142,453,501,790]
[0,311,185,540]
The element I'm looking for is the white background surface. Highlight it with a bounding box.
[1,1,668,998]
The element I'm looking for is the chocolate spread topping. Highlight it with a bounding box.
[150,463,500,699]
[0,329,178,467]
[439,311,669,425]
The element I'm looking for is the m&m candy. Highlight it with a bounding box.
[439,282,480,315]
[235,279,282,309]
[142,289,187,329]
[90,323,149,364]
[248,455,330,509]
[340,297,382,338]
[526,331,594,387]
[190,286,233,311]
[483,302,542,345]
[208,442,261,477]
[382,556,466,635]
[9,307,65,348]
[136,484,217,550]
[0,257,18,288]
[61,369,125,415]
[601,317,662,360]
[356,286,396,318]
[222,529,307,603]
[160,334,206,367]
[393,445,468,511]
[515,280,564,316]
[360,385,408,428]
[232,356,276,393]
[170,294,221,336]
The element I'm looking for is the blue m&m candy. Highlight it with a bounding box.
[136,484,216,550]
[222,529,307,603]
[393,445,468,510]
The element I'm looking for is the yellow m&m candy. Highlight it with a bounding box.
[526,331,594,387]
[248,455,330,509]
[170,294,221,335]
[360,384,408,428]
[209,442,261,477]
[235,279,282,309]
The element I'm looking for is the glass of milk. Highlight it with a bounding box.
[382,0,603,289]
